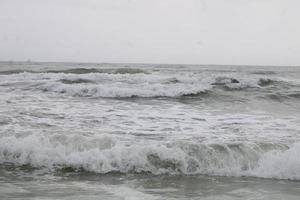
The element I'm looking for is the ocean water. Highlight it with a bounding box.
[0,62,300,199]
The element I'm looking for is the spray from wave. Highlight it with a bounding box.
[0,134,299,180]
[0,70,297,99]
[1,65,300,183]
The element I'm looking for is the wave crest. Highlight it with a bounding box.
[0,134,299,180]
[0,71,296,98]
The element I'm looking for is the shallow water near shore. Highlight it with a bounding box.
[1,168,300,200]
[0,62,300,199]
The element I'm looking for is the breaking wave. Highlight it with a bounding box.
[0,134,299,180]
[0,71,296,98]
[40,82,211,98]
[35,76,299,98]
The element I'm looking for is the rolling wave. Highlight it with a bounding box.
[0,134,299,180]
[51,76,299,99]
[0,70,297,99]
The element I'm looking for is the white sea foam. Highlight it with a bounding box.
[252,143,300,179]
[1,133,299,180]
[1,67,299,181]
[0,71,288,98]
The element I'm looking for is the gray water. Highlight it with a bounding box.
[0,62,300,199]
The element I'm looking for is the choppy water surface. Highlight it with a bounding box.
[0,62,300,199]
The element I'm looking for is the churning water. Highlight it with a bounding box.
[0,62,300,199]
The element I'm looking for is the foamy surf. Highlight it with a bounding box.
[1,134,300,180]
[1,62,300,200]
[0,69,298,99]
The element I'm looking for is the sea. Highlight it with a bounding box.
[0,62,300,200]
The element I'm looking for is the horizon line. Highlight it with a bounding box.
[0,60,299,68]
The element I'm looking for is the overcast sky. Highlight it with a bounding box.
[0,0,300,65]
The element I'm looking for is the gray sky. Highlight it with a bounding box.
[1,0,300,65]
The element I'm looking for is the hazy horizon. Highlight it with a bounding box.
[1,60,300,68]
